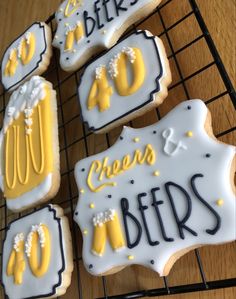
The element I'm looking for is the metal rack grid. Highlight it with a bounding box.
[0,0,236,298]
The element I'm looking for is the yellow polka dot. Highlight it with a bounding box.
[133,137,140,143]
[80,189,85,194]
[113,182,117,187]
[216,199,224,206]
[128,255,134,260]
[83,229,88,235]
[153,171,160,176]
[89,203,95,209]
[186,131,193,137]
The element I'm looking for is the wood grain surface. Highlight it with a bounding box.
[0,1,235,299]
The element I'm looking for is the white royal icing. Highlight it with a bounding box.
[79,30,171,133]
[1,22,51,92]
[2,205,70,299]
[74,100,236,276]
[53,0,161,71]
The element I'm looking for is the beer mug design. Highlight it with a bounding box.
[0,76,60,212]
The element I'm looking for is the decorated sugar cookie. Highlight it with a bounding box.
[53,0,162,71]
[78,30,171,133]
[0,76,60,212]
[1,205,73,299]
[1,22,52,92]
[74,100,236,276]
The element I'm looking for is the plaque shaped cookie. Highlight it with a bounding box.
[1,22,52,92]
[53,0,162,71]
[1,205,73,299]
[0,76,60,212]
[74,100,236,276]
[78,30,171,133]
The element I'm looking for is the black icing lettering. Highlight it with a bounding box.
[130,0,139,5]
[151,188,174,242]
[94,0,105,29]
[113,0,128,16]
[83,11,96,37]
[138,193,159,246]
[121,198,142,249]
[191,173,221,235]
[102,0,114,22]
[165,182,198,239]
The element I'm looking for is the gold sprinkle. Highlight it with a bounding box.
[54,35,59,39]
[113,182,117,187]
[65,23,69,27]
[186,131,193,137]
[83,229,88,235]
[59,8,64,12]
[153,171,160,176]
[216,199,224,206]
[73,49,77,53]
[80,189,85,194]
[89,203,95,209]
[102,30,107,35]
[128,255,134,260]
[133,137,140,143]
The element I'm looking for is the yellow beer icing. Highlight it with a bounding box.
[20,33,36,65]
[64,0,82,17]
[65,22,84,51]
[4,49,18,77]
[87,144,156,192]
[4,86,53,199]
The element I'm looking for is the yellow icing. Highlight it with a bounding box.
[7,240,26,285]
[28,225,50,277]
[114,48,145,96]
[65,22,84,51]
[20,33,36,65]
[4,49,18,77]
[64,0,82,17]
[4,86,54,199]
[92,212,125,256]
[4,33,35,77]
[87,67,113,112]
[87,144,155,192]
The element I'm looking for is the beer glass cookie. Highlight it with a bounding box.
[78,30,171,133]
[53,0,162,71]
[1,204,74,299]
[73,100,235,276]
[1,22,52,92]
[0,76,60,212]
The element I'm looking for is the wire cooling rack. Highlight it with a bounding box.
[0,0,236,298]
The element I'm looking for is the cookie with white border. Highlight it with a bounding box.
[73,99,235,276]
[53,0,162,71]
[1,22,52,92]
[0,76,60,212]
[78,30,171,133]
[1,204,74,299]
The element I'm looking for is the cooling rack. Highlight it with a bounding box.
[0,0,235,298]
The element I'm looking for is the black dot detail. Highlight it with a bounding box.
[59,18,62,22]
[66,57,69,60]
[206,153,211,158]
[120,136,124,140]
[130,180,135,184]
[89,264,93,269]
[76,12,79,15]
[75,211,78,216]
[108,195,112,199]
[187,106,192,110]
[150,260,155,265]
[59,41,63,45]
[81,168,85,172]
[153,130,157,134]
[87,40,90,43]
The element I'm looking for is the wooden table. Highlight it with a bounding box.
[0,1,235,299]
